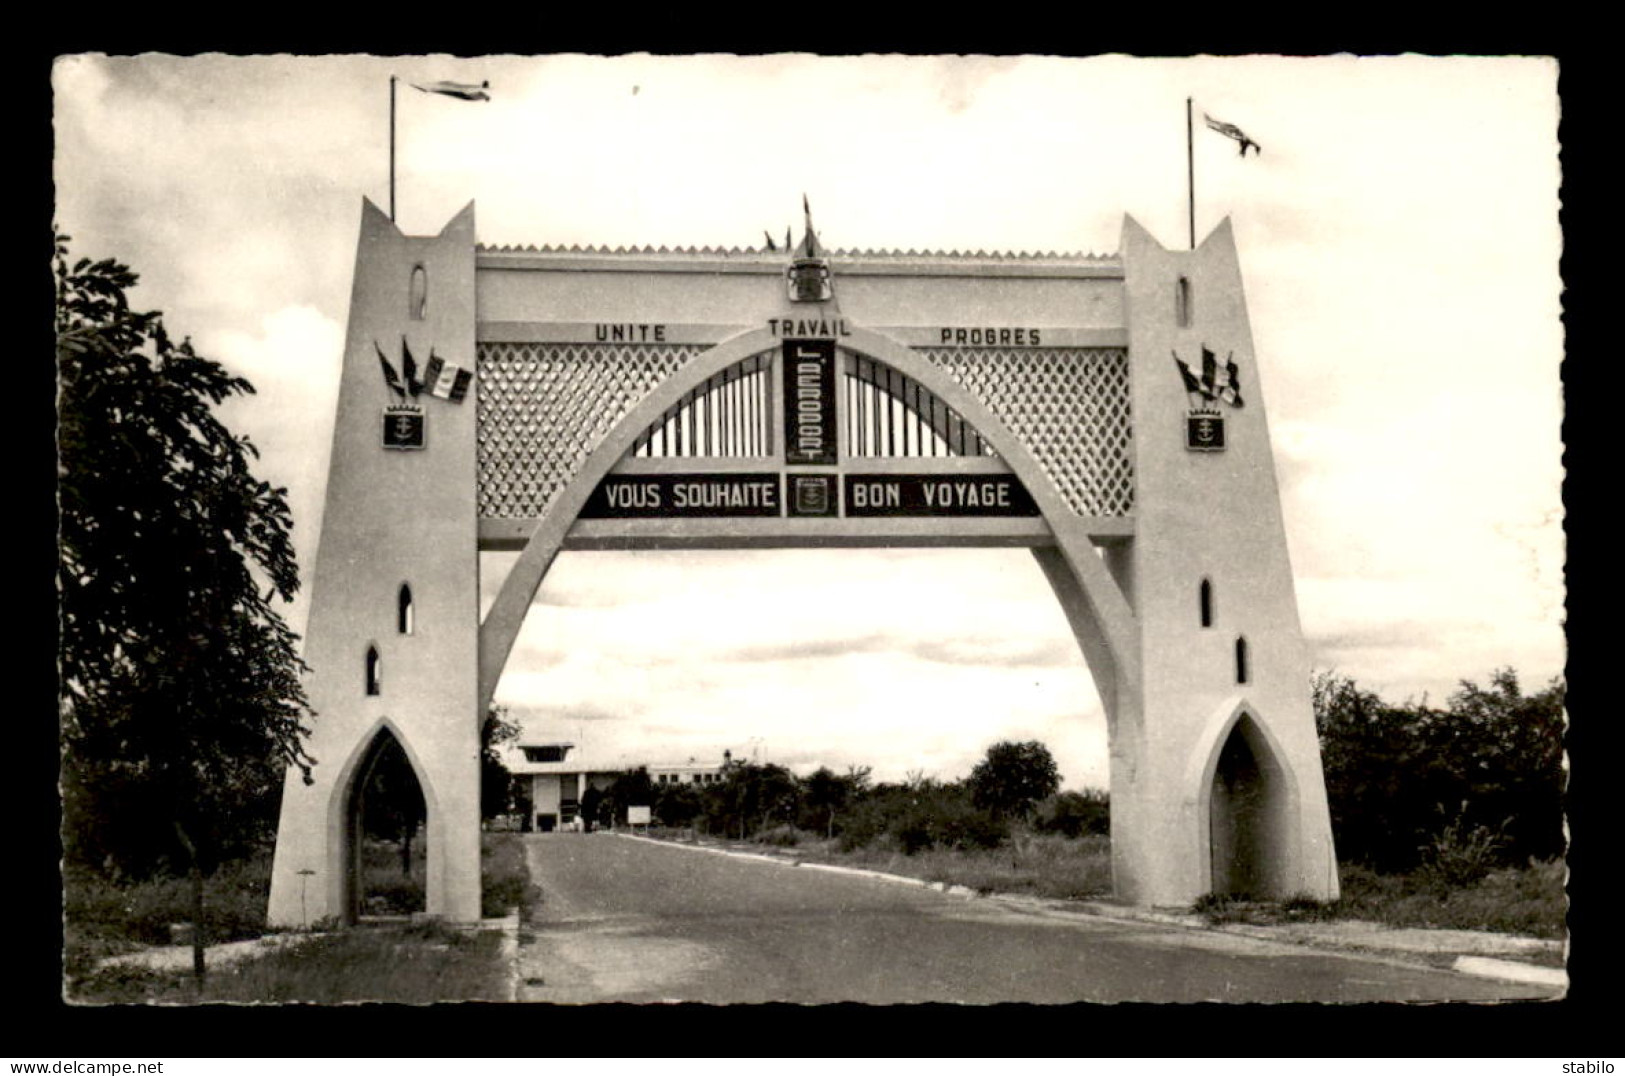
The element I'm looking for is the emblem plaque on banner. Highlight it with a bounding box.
[383,406,426,450]
[789,475,836,517]
[1185,409,1226,451]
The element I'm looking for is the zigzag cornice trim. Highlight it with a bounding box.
[475,242,1118,261]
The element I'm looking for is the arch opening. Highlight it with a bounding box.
[1206,713,1295,899]
[477,326,1141,725]
[474,326,1142,895]
[482,546,1112,848]
[343,726,428,922]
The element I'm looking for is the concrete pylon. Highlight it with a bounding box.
[1111,214,1339,904]
[268,200,482,926]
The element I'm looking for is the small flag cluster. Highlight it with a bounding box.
[376,337,471,403]
[1173,347,1244,409]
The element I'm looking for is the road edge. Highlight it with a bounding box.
[611,831,1566,991]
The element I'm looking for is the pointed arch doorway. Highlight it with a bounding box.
[343,724,430,923]
[1202,708,1302,899]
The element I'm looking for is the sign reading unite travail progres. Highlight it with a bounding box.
[582,336,1041,520]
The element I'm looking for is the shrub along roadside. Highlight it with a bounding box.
[70,920,510,1004]
[65,831,534,1002]
[1192,859,1566,940]
[837,832,1114,900]
[481,831,533,919]
[63,854,273,983]
[690,822,1565,941]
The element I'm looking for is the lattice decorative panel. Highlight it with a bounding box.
[918,347,1133,516]
[477,342,709,518]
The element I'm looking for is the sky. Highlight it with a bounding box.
[51,54,1564,789]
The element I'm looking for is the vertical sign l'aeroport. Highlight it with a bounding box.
[783,339,838,516]
[784,339,836,465]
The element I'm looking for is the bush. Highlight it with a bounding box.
[1314,669,1564,874]
[481,832,532,919]
[1033,789,1110,838]
[853,783,1009,855]
[64,853,273,949]
[1417,810,1509,890]
[751,823,808,848]
[358,836,424,915]
[1336,858,1566,939]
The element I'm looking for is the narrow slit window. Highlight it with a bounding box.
[366,646,382,695]
[1235,636,1249,685]
[409,265,428,320]
[1176,275,1193,327]
[398,584,414,635]
[1200,578,1214,628]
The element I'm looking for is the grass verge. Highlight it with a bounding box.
[1192,859,1566,940]
[63,854,274,984]
[70,920,509,1004]
[659,825,1115,901]
[67,829,536,1003]
[819,831,1115,900]
[661,825,1564,942]
[482,830,533,919]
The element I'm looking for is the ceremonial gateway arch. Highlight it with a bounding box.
[267,199,1339,926]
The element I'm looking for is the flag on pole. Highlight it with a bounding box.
[411,79,491,102]
[1220,354,1245,407]
[800,194,820,258]
[1204,113,1261,157]
[1201,346,1245,407]
[376,342,406,401]
[1173,351,1204,397]
[400,337,425,397]
[1173,348,1245,408]
[425,351,473,403]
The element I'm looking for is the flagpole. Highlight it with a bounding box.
[389,76,397,222]
[1186,96,1195,250]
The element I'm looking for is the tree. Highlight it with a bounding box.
[1438,669,1565,863]
[481,705,520,821]
[603,767,656,827]
[968,740,1060,821]
[652,779,702,828]
[798,764,872,838]
[358,735,425,876]
[702,762,800,839]
[1313,668,1565,875]
[1033,788,1110,838]
[57,233,315,983]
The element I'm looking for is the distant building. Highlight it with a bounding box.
[649,755,732,788]
[505,740,730,831]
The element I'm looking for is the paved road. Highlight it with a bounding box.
[514,833,1559,1004]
